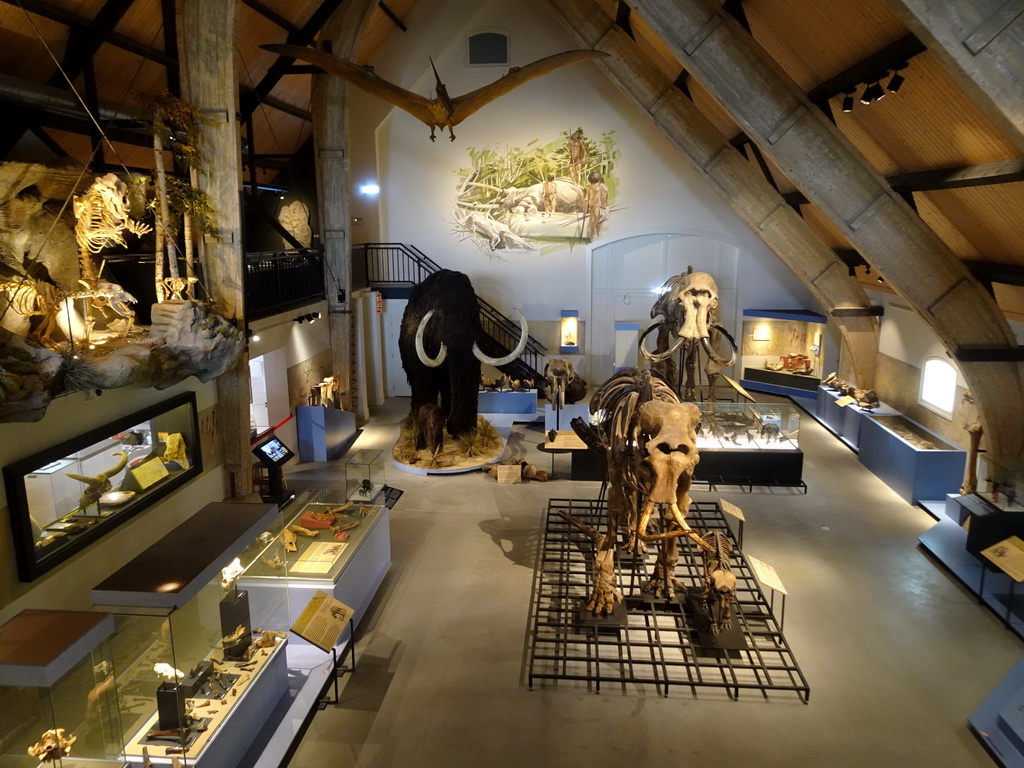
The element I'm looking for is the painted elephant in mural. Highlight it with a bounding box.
[640,267,737,402]
[399,269,529,438]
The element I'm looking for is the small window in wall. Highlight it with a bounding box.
[919,357,957,418]
[468,32,509,65]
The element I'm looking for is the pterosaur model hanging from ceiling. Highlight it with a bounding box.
[261,44,608,141]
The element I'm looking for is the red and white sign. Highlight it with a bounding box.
[375,292,383,313]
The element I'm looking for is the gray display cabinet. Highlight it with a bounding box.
[0,610,123,767]
[91,501,290,767]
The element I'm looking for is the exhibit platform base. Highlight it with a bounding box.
[527,498,809,701]
[970,658,1024,768]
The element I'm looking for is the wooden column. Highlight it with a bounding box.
[546,0,880,387]
[177,0,252,498]
[312,0,377,412]
[632,0,1024,465]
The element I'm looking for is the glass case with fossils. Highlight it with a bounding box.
[3,393,202,582]
[739,310,827,393]
[0,610,125,767]
[345,450,385,502]
[974,457,1022,512]
[695,401,801,451]
[240,488,386,585]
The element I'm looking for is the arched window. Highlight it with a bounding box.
[468,32,508,66]
[919,357,957,418]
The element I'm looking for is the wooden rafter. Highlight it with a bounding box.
[240,0,301,35]
[239,86,311,121]
[46,0,137,88]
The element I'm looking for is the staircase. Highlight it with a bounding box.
[353,243,547,384]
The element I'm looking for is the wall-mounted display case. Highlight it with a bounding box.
[739,310,827,395]
[3,392,202,582]
[559,310,580,354]
[0,610,123,766]
[91,501,289,767]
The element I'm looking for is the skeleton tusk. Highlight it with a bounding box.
[473,308,529,366]
[700,324,738,366]
[638,501,691,541]
[415,310,447,368]
[639,320,687,362]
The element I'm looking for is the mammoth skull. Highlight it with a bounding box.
[632,399,701,505]
[544,358,575,407]
[640,270,735,366]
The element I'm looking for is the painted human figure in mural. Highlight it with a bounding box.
[542,173,557,217]
[584,171,609,240]
[567,128,588,185]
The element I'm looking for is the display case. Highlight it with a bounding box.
[91,501,289,767]
[858,413,966,504]
[693,401,804,489]
[0,610,123,767]
[240,488,391,628]
[559,310,580,354]
[977,457,1023,511]
[346,450,384,501]
[3,393,202,582]
[739,310,827,395]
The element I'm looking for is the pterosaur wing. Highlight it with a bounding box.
[451,50,608,123]
[261,44,437,125]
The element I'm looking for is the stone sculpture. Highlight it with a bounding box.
[399,269,528,438]
[640,267,737,401]
[565,368,710,614]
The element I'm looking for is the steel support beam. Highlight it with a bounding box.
[632,0,1024,463]
[546,0,880,388]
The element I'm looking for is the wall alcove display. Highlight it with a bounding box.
[3,392,202,582]
[739,309,827,396]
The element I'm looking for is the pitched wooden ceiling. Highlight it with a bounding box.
[0,0,1022,318]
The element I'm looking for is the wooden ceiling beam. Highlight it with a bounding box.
[1,0,175,66]
[783,157,1024,206]
[240,0,301,35]
[239,86,311,120]
[241,0,346,120]
[377,2,407,33]
[45,0,136,88]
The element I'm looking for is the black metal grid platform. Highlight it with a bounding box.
[527,498,810,701]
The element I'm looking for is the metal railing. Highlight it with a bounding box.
[353,242,547,380]
[244,249,325,319]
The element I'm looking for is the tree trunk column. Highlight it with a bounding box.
[177,0,252,499]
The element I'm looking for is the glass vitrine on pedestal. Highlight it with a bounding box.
[346,450,384,501]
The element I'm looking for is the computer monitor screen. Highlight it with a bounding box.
[251,435,295,467]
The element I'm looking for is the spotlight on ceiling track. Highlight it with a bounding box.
[841,91,855,113]
[887,70,906,93]
[861,81,885,104]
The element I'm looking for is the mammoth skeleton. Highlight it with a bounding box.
[565,369,712,614]
[640,268,737,402]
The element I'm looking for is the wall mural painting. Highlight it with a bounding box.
[453,127,620,253]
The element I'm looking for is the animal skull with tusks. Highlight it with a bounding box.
[640,268,737,401]
[544,358,580,407]
[414,308,529,369]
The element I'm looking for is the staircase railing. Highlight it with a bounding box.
[245,249,325,319]
[354,242,548,381]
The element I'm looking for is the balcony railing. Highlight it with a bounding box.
[245,249,325,319]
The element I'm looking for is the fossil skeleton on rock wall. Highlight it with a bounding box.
[563,368,711,614]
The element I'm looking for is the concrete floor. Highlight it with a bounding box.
[284,397,1021,768]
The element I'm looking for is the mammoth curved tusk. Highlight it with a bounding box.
[639,320,687,362]
[701,324,738,366]
[473,308,529,366]
[415,310,447,368]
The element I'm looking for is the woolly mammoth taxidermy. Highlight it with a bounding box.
[544,358,586,406]
[399,269,528,438]
[641,267,738,402]
[261,44,607,142]
[563,368,713,615]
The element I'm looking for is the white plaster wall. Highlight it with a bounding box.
[873,289,967,387]
[349,0,816,329]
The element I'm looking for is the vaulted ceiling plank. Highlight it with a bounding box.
[631,0,1024,463]
[888,0,1024,153]
[241,0,347,119]
[240,86,311,121]
[545,0,881,389]
[240,0,301,35]
[377,2,407,33]
[0,0,176,66]
[45,0,136,88]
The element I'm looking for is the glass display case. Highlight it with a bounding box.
[346,450,384,501]
[739,310,827,394]
[241,488,386,586]
[695,401,801,451]
[0,610,123,767]
[90,501,289,765]
[978,458,1023,512]
[3,393,202,582]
